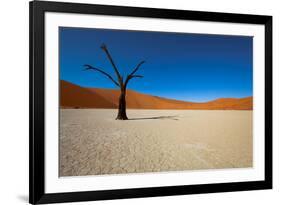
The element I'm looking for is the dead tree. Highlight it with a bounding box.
[84,43,145,120]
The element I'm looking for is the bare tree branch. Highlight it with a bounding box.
[124,61,145,87]
[129,61,145,76]
[100,43,123,85]
[124,74,144,88]
[131,75,143,78]
[84,64,120,87]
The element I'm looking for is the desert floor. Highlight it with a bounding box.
[59,109,252,176]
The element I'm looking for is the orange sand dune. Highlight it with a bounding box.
[60,80,115,108]
[60,80,252,110]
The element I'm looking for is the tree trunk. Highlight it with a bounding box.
[116,88,128,120]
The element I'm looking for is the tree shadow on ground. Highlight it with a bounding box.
[128,115,179,121]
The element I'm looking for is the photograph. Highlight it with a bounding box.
[59,27,253,177]
[28,1,272,203]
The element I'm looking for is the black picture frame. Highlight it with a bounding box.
[29,0,272,204]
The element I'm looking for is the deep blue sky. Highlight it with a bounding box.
[59,27,253,102]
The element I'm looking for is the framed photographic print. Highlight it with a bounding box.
[29,0,272,204]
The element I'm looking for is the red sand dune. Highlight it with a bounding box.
[60,80,115,108]
[60,80,252,110]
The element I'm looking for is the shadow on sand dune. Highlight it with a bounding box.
[128,115,179,121]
